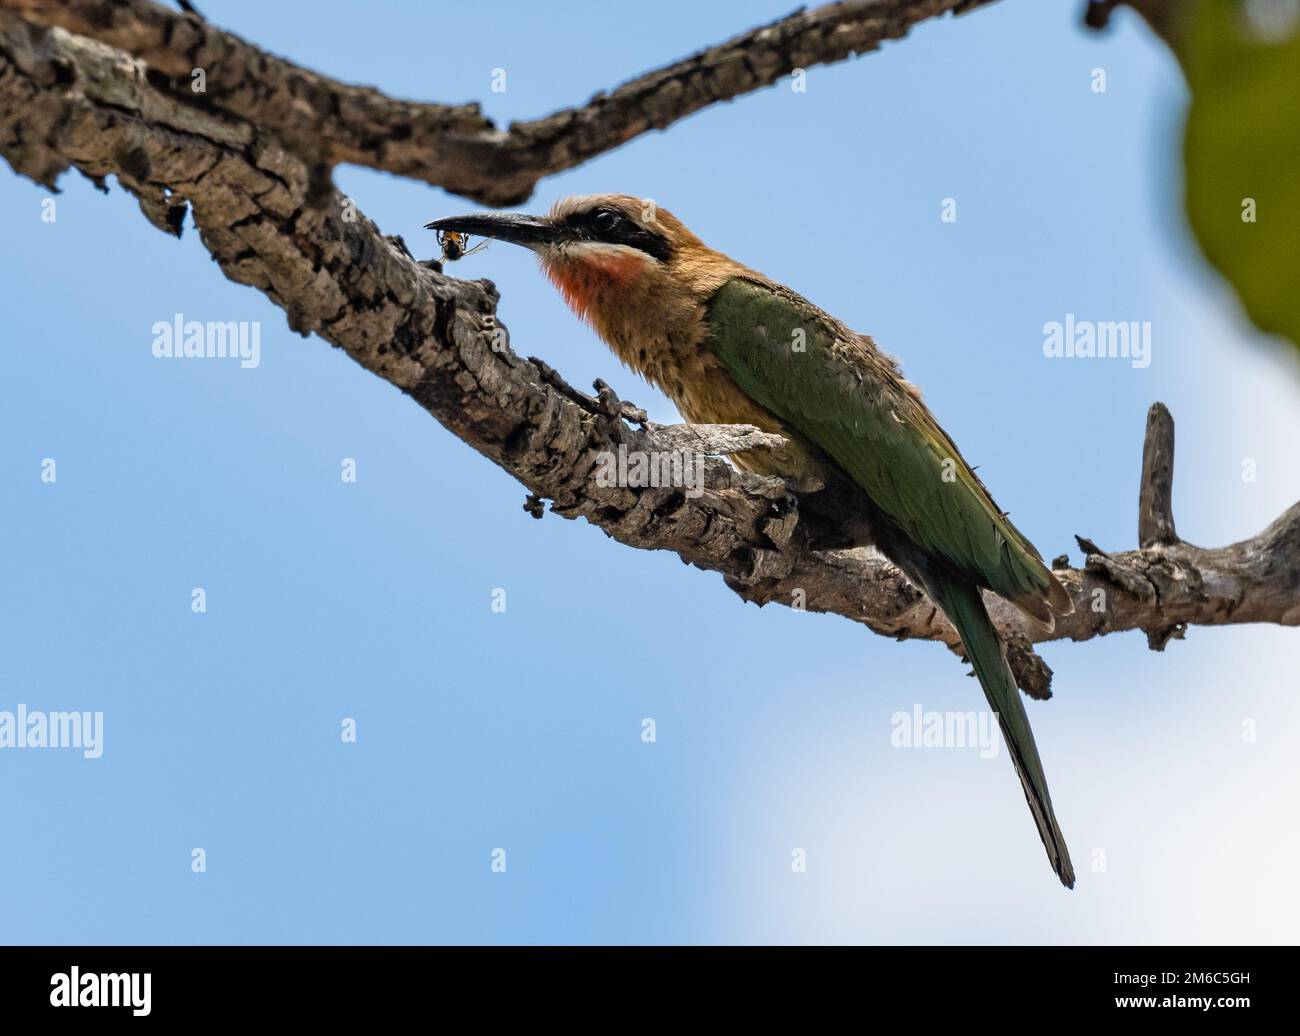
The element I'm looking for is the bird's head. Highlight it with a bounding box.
[426,194,705,324]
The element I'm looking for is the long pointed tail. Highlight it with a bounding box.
[928,570,1075,888]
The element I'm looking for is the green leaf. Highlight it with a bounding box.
[1182,0,1300,353]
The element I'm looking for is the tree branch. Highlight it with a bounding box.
[1138,401,1177,547]
[1,10,1296,705]
[0,0,999,205]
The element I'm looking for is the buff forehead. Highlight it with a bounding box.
[548,194,650,221]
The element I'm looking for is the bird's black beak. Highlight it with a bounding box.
[425,212,567,249]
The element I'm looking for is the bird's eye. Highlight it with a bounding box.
[592,209,622,234]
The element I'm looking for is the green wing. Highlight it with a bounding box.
[706,277,1066,618]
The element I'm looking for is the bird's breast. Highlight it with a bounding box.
[542,254,820,480]
[603,312,820,482]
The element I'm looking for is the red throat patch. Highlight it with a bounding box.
[543,251,649,324]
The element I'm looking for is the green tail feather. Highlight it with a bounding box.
[928,570,1076,888]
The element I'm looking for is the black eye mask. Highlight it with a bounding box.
[569,208,672,262]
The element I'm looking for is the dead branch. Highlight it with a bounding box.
[0,0,999,204]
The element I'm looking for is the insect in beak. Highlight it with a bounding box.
[435,228,489,263]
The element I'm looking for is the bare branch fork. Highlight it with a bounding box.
[0,4,1296,703]
[1,0,999,203]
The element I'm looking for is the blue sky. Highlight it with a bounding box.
[1,0,1297,944]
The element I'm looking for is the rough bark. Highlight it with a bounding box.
[1,0,999,204]
[1138,402,1177,548]
[0,8,1296,703]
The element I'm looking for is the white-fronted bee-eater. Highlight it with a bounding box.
[428,195,1077,887]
